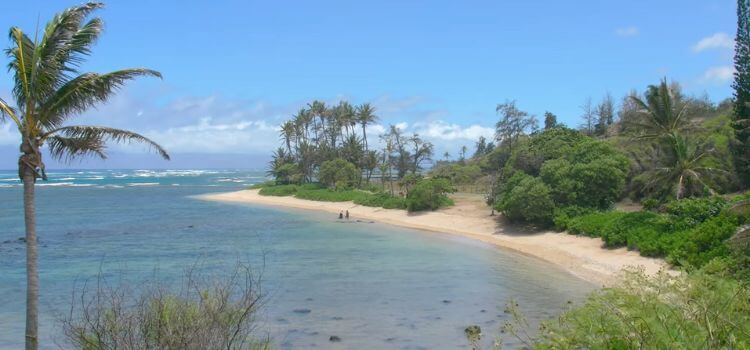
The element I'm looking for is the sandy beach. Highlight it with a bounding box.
[198,190,668,286]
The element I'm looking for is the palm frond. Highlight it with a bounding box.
[46,134,106,161]
[0,97,21,128]
[33,2,105,101]
[39,69,162,128]
[6,27,35,108]
[43,125,170,160]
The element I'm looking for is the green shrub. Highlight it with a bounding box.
[294,188,367,202]
[552,206,596,231]
[406,178,455,212]
[669,214,740,268]
[318,158,360,190]
[564,211,624,237]
[539,141,629,209]
[258,184,298,196]
[663,196,728,226]
[496,173,555,225]
[354,192,407,209]
[530,269,750,349]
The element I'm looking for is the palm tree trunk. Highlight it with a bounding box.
[22,163,39,350]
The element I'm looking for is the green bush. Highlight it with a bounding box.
[552,206,596,231]
[530,269,750,349]
[318,158,360,190]
[354,192,407,209]
[540,141,629,209]
[496,173,555,225]
[663,196,728,226]
[258,184,298,196]
[406,178,455,212]
[669,214,740,268]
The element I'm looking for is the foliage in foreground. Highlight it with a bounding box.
[61,264,269,350]
[469,268,750,350]
[531,269,750,349]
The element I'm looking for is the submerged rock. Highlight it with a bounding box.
[465,325,482,342]
[442,299,451,304]
[293,308,311,314]
[329,335,341,342]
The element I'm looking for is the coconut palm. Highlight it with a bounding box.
[0,3,169,349]
[356,103,378,154]
[642,135,727,199]
[629,78,692,140]
[280,120,296,154]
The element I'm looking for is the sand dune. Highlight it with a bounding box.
[198,190,668,286]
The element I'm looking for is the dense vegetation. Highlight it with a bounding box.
[457,2,750,346]
[260,99,456,212]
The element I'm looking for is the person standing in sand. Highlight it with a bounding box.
[345,210,350,219]
[339,211,343,219]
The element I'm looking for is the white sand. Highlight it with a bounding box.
[197,190,668,286]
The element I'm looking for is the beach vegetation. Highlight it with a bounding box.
[405,177,455,212]
[318,158,359,190]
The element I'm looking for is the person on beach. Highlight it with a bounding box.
[339,211,344,219]
[345,210,350,219]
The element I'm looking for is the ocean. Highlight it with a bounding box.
[0,169,594,349]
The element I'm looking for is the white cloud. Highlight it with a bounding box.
[701,65,735,83]
[411,121,494,141]
[615,26,639,37]
[692,32,733,53]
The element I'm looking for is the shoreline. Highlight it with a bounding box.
[197,189,668,286]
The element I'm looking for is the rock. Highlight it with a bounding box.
[17,237,26,242]
[465,325,482,342]
[480,309,486,313]
[329,335,341,342]
[293,308,311,314]
[442,299,451,304]
[187,225,194,228]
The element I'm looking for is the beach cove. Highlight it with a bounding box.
[200,190,668,286]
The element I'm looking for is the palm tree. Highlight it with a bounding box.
[280,121,296,154]
[629,78,692,140]
[642,135,727,199]
[0,3,169,349]
[356,103,378,154]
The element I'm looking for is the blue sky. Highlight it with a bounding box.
[0,0,738,169]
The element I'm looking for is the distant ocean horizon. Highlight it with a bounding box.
[0,169,593,349]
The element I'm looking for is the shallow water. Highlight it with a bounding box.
[0,169,594,349]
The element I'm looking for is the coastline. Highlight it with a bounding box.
[197,189,668,286]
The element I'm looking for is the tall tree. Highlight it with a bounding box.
[595,93,615,136]
[543,111,558,130]
[410,134,434,174]
[0,3,169,349]
[579,98,596,135]
[734,0,750,185]
[356,103,378,155]
[474,136,489,158]
[495,100,537,154]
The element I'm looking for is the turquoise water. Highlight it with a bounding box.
[0,170,594,349]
